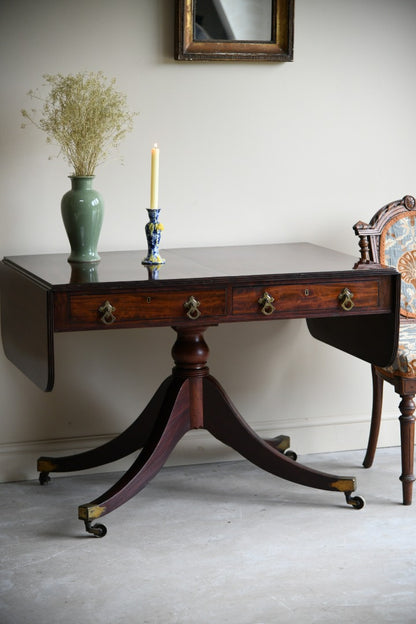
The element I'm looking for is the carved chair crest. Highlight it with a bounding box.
[354,195,416,318]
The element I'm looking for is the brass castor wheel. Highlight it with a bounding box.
[345,492,365,509]
[284,450,298,461]
[84,521,107,537]
[266,435,297,461]
[39,471,51,485]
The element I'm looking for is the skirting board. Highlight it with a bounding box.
[0,412,401,483]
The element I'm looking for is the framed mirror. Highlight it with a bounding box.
[175,0,294,62]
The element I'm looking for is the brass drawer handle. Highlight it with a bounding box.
[338,288,355,311]
[184,295,201,320]
[258,291,276,316]
[98,300,116,325]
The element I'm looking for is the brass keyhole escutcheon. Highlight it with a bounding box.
[184,295,201,320]
[258,291,276,316]
[98,300,116,325]
[338,287,355,311]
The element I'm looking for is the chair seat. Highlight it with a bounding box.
[382,321,416,378]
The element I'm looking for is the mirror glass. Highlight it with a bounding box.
[194,0,272,42]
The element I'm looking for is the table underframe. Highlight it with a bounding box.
[37,325,364,537]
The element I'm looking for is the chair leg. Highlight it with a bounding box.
[398,393,416,505]
[363,364,384,468]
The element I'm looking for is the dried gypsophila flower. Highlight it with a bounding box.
[21,71,138,176]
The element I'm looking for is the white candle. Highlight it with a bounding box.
[150,143,159,210]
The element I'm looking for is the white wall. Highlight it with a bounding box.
[1,0,415,482]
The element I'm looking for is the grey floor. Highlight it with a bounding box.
[1,447,416,624]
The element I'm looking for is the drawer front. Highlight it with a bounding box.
[232,280,384,318]
[56,288,227,330]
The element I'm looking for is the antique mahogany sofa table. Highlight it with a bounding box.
[0,243,400,536]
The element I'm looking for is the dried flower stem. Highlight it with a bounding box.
[21,71,137,176]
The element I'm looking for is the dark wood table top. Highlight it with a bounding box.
[3,242,393,289]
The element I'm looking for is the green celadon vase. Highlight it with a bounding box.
[61,176,104,263]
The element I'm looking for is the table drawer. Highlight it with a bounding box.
[232,280,385,318]
[56,288,227,330]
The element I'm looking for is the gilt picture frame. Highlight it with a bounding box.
[175,0,294,62]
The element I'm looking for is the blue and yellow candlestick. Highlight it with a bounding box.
[142,143,165,266]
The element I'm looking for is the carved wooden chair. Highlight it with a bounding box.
[354,195,416,504]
